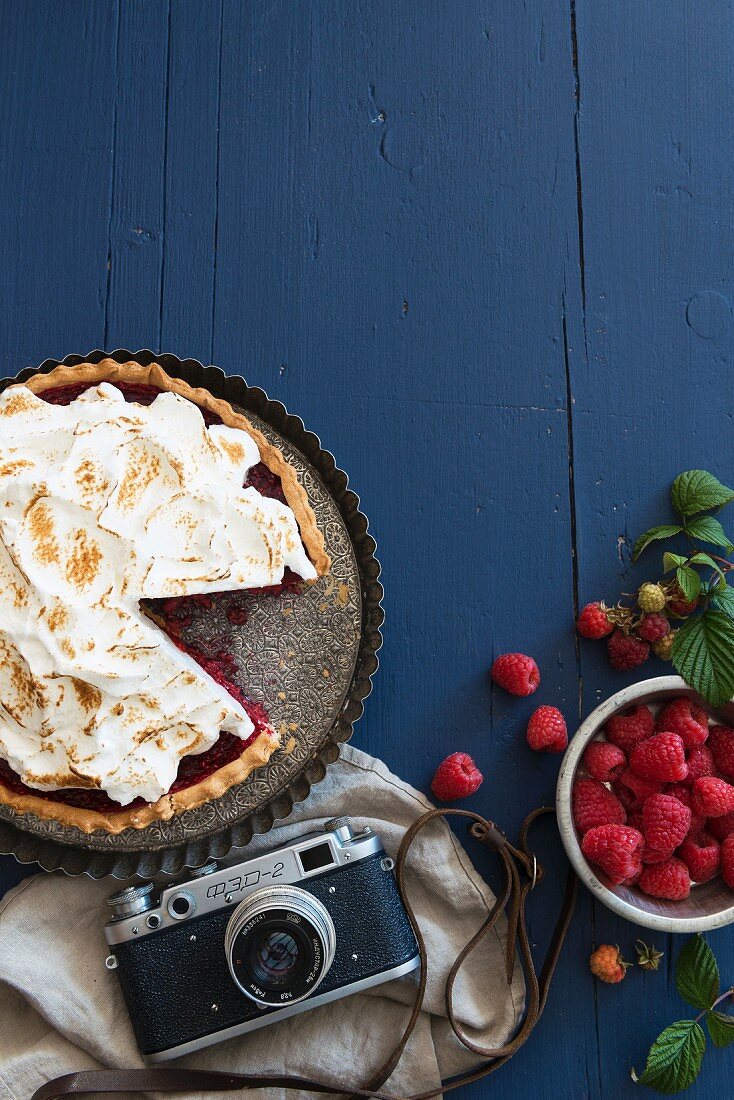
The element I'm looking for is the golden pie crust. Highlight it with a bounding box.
[0,359,330,834]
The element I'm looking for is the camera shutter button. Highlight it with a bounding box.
[324,817,353,842]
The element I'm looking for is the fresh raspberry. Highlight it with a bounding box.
[577,602,613,639]
[641,845,671,865]
[573,778,627,834]
[655,698,708,747]
[642,794,691,855]
[638,583,667,613]
[639,858,691,900]
[611,780,638,813]
[490,653,540,697]
[679,831,720,884]
[707,725,734,779]
[685,744,715,785]
[664,784,706,836]
[707,810,734,841]
[668,590,699,617]
[581,824,644,884]
[583,740,626,783]
[630,732,688,783]
[617,767,664,804]
[721,836,734,889]
[607,629,650,671]
[637,614,670,643]
[606,705,655,755]
[589,945,630,984]
[627,808,644,833]
[526,706,567,752]
[652,631,676,660]
[691,776,734,818]
[430,752,483,801]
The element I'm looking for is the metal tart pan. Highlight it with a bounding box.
[0,350,383,878]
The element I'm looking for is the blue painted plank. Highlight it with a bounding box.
[570,4,734,1097]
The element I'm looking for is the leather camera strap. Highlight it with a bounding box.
[31,806,577,1100]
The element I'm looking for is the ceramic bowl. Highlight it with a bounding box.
[556,675,734,932]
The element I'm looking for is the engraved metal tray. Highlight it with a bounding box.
[0,350,383,878]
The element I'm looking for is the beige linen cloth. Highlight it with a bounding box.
[0,745,525,1100]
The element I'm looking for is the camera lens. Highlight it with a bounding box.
[225,885,336,1007]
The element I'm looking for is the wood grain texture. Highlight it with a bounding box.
[1,2,733,1096]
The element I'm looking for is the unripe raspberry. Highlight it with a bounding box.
[652,631,676,660]
[637,583,666,613]
[589,945,629,984]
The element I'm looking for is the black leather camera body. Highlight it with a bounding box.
[104,818,420,1061]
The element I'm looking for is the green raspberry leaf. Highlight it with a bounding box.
[707,1009,734,1048]
[663,552,688,573]
[633,525,683,561]
[713,583,734,620]
[672,470,734,519]
[676,936,719,1010]
[688,553,727,582]
[675,566,701,604]
[633,1020,705,1093]
[685,516,734,553]
[672,611,734,707]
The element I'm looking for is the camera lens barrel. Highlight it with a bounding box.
[225,885,336,1007]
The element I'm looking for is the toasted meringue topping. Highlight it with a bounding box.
[0,383,316,806]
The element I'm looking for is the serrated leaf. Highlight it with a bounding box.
[672,470,734,519]
[672,611,734,708]
[707,1009,734,1048]
[713,584,734,620]
[633,525,682,560]
[688,553,727,582]
[634,1020,705,1093]
[685,516,734,552]
[676,566,701,604]
[676,936,719,1010]
[663,552,688,573]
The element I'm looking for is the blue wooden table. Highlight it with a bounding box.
[2,2,734,1096]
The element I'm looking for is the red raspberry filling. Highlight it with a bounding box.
[0,378,295,816]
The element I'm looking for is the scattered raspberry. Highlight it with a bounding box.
[679,830,720,884]
[526,706,567,752]
[708,725,734,780]
[607,629,650,671]
[642,794,691,855]
[581,824,644,884]
[573,778,627,834]
[721,836,734,889]
[639,857,691,900]
[655,697,708,747]
[668,590,699,617]
[691,776,734,818]
[430,752,483,801]
[685,744,715,785]
[707,810,734,841]
[617,768,664,804]
[606,705,655,755]
[629,732,688,783]
[637,613,670,643]
[583,741,626,783]
[577,602,613,639]
[490,653,540,697]
[638,582,667,613]
[589,945,630,984]
[652,631,676,660]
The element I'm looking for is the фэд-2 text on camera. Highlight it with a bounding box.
[104,818,420,1061]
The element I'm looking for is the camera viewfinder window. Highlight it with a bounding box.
[297,843,334,874]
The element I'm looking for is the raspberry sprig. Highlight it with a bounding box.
[576,469,734,708]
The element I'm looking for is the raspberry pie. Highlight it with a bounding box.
[0,360,329,833]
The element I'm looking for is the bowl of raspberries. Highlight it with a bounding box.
[556,676,734,931]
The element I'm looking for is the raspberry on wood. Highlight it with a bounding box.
[430,752,483,801]
[526,706,567,752]
[589,945,630,984]
[490,653,540,697]
[607,629,650,671]
[577,602,614,640]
